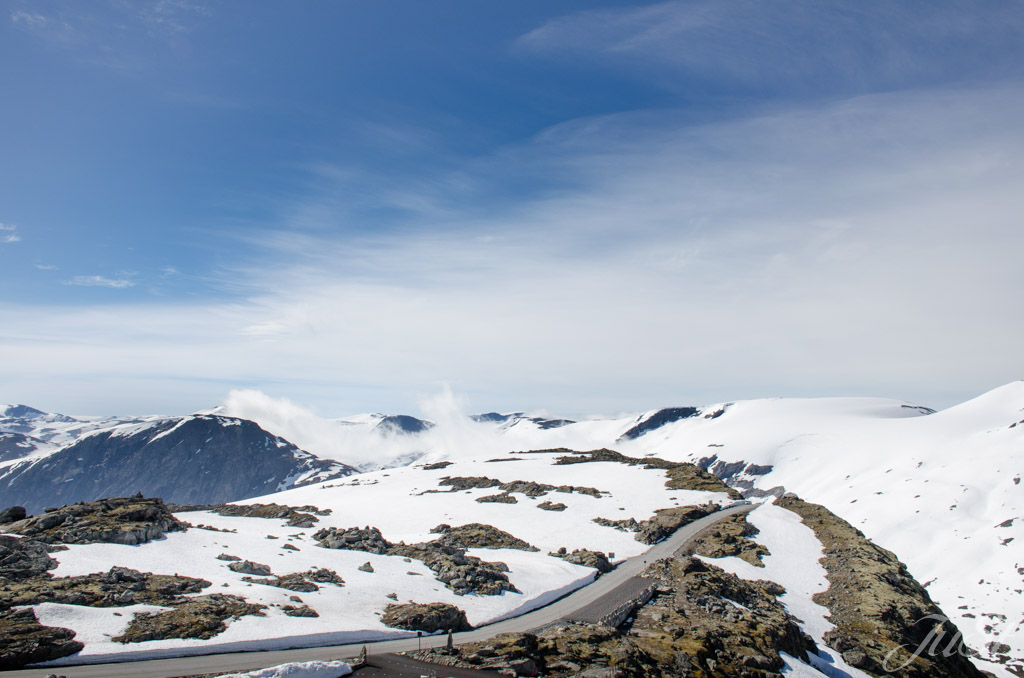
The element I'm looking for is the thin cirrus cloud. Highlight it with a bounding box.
[65,275,136,289]
[0,223,20,244]
[10,82,1007,416]
[515,0,1024,91]
[2,3,1023,416]
[3,86,1023,415]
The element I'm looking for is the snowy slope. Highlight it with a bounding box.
[19,450,734,665]
[3,384,1020,674]
[228,385,1022,674]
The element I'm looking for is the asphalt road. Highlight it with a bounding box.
[9,503,753,678]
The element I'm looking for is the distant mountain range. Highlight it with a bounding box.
[1,385,1022,675]
[0,408,356,514]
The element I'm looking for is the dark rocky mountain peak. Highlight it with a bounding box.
[0,415,356,514]
[373,415,434,435]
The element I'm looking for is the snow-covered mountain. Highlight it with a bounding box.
[218,383,1022,675]
[0,414,356,513]
[0,384,1020,675]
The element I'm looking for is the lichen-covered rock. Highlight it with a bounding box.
[250,568,345,591]
[228,560,273,576]
[596,504,720,545]
[167,502,329,528]
[635,504,718,545]
[552,548,613,574]
[438,476,501,491]
[3,496,188,546]
[389,543,518,596]
[0,566,209,610]
[775,495,985,678]
[282,604,318,618]
[0,535,58,580]
[439,476,605,499]
[314,524,518,595]
[554,448,742,499]
[113,594,266,643]
[381,602,471,633]
[312,526,389,553]
[429,523,538,551]
[0,608,84,669]
[632,556,815,674]
[429,556,815,677]
[476,493,517,504]
[690,511,769,566]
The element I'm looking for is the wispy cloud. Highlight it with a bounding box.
[10,10,48,29]
[0,223,20,244]
[515,1,1024,94]
[4,84,1021,415]
[35,264,58,271]
[10,1,211,73]
[65,275,136,289]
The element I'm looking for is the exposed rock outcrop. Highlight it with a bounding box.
[690,511,769,567]
[429,523,539,551]
[314,524,519,595]
[0,608,84,669]
[476,493,517,504]
[228,560,273,576]
[242,568,344,592]
[167,502,330,528]
[551,548,613,574]
[2,496,187,546]
[593,504,719,545]
[0,506,27,523]
[113,594,266,643]
[435,476,605,499]
[381,602,471,633]
[553,448,742,499]
[0,535,58,580]
[775,495,984,678]
[0,566,209,610]
[436,556,815,677]
[312,526,389,554]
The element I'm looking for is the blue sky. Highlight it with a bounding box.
[2,0,1024,417]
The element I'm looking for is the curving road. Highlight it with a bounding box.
[8,503,754,678]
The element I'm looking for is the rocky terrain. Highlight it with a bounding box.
[0,415,356,513]
[774,495,986,677]
[594,503,720,545]
[550,448,743,499]
[0,608,83,669]
[381,602,472,633]
[168,502,331,528]
[2,496,188,546]
[112,594,267,643]
[312,523,523,595]
[418,555,815,677]
[550,548,613,574]
[690,511,769,566]
[429,475,606,502]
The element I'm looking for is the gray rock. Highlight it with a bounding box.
[228,560,273,576]
[0,506,27,524]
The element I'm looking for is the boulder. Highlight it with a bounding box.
[0,506,27,524]
[228,560,273,576]
[0,608,83,669]
[381,602,471,633]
